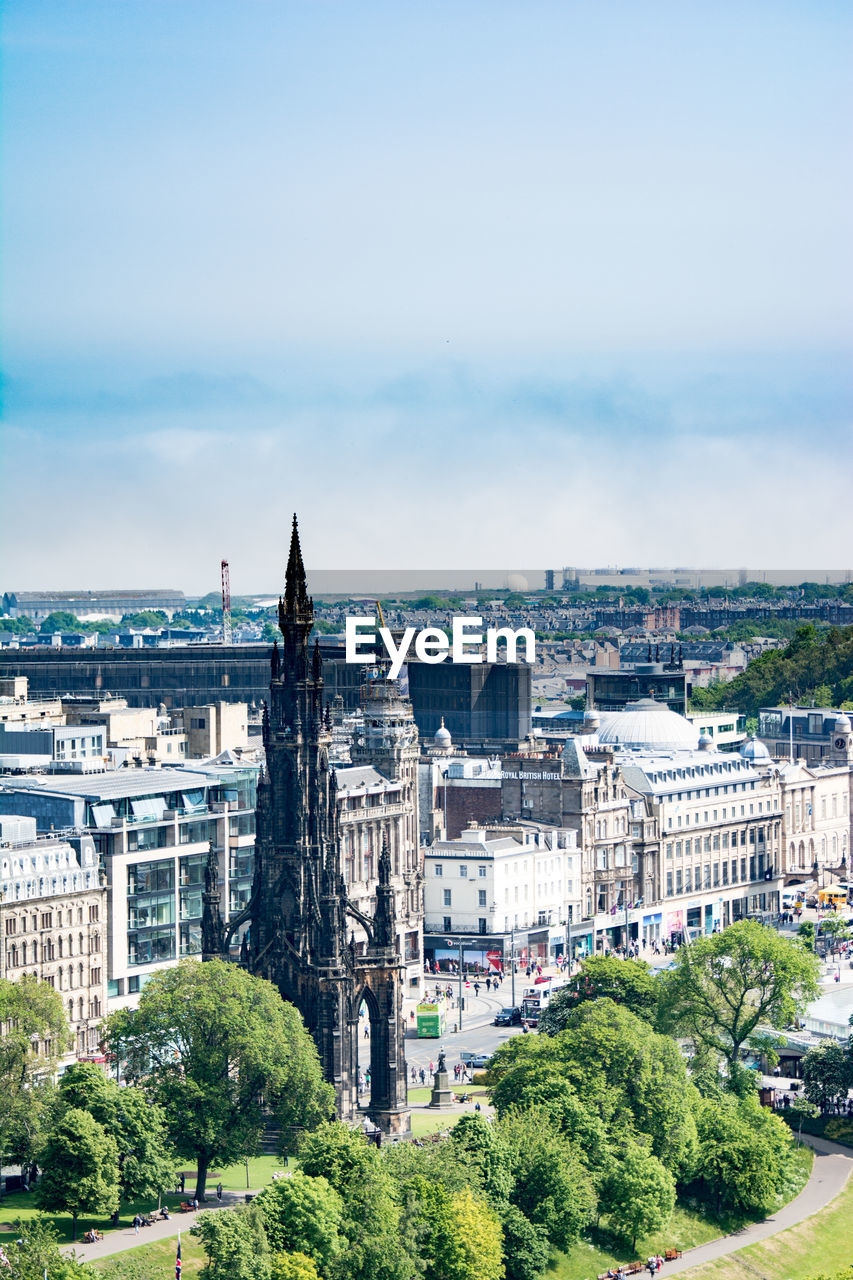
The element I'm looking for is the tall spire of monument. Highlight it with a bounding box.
[281,513,312,624]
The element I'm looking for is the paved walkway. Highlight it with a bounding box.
[663,1133,853,1275]
[65,1189,255,1263]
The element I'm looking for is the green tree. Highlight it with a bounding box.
[789,1096,820,1146]
[36,1108,120,1240]
[191,1203,271,1280]
[102,959,334,1198]
[0,616,36,635]
[121,610,168,628]
[538,957,659,1031]
[658,921,820,1089]
[416,1182,504,1280]
[535,1001,700,1178]
[601,1143,676,1248]
[254,1171,343,1272]
[271,1254,321,1280]
[449,1112,513,1200]
[298,1122,414,1280]
[56,1063,176,1209]
[0,1216,95,1279]
[798,920,816,951]
[694,1094,792,1215]
[801,1042,853,1113]
[0,976,69,1165]
[38,611,85,633]
[498,1203,551,1280]
[498,1109,597,1249]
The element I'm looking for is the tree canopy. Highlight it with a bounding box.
[191,1203,271,1280]
[102,959,334,1197]
[35,1108,120,1239]
[688,624,853,715]
[538,957,659,1032]
[56,1063,176,1206]
[693,1094,793,1215]
[801,1042,853,1112]
[0,975,69,1165]
[657,921,820,1087]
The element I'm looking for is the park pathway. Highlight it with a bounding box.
[65,1190,247,1263]
[663,1133,853,1275]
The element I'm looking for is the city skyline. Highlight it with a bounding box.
[2,1,852,589]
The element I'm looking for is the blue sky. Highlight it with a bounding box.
[2,1,851,591]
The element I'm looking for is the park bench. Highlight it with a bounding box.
[179,1201,194,1213]
[596,1250,682,1280]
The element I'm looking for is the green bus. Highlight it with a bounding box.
[416,1001,447,1037]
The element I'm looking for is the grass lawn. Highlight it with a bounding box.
[0,1188,189,1246]
[90,1235,207,1277]
[676,1172,853,1280]
[0,1156,287,1245]
[547,1147,814,1280]
[410,1110,459,1139]
[204,1155,290,1191]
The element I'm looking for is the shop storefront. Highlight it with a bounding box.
[642,911,662,943]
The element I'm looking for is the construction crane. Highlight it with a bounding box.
[375,599,387,631]
[221,560,232,645]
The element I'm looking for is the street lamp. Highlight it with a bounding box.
[444,936,470,1031]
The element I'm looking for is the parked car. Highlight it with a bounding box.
[493,1007,522,1026]
[468,1052,492,1070]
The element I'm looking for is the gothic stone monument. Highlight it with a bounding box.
[205,517,410,1137]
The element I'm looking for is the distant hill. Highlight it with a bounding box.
[690,625,853,717]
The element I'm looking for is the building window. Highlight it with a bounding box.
[478,890,487,907]
[459,865,467,878]
[666,872,673,896]
[443,916,452,931]
[478,918,487,934]
[127,858,175,967]
[434,864,443,876]
[443,889,452,906]
[478,865,487,877]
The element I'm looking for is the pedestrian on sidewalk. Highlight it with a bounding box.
[133,1214,141,1235]
[216,1182,223,1201]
